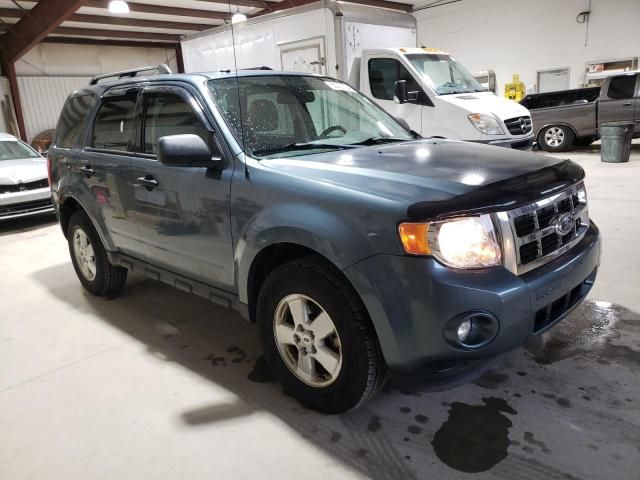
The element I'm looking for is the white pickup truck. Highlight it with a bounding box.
[181,1,533,149]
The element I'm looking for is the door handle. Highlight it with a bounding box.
[135,175,159,191]
[623,102,633,106]
[79,165,95,177]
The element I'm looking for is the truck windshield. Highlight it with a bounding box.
[208,75,413,158]
[407,54,486,95]
[0,140,40,161]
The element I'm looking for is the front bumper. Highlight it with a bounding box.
[343,223,601,391]
[470,134,534,150]
[0,188,54,220]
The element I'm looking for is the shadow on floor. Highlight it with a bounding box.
[0,213,57,237]
[30,263,640,480]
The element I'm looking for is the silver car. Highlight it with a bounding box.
[0,133,53,220]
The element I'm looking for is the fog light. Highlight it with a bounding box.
[457,319,472,342]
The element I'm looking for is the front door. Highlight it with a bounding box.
[129,85,234,290]
[365,56,424,133]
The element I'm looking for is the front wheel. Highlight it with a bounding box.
[257,257,386,413]
[538,125,575,152]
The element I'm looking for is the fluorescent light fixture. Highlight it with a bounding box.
[108,0,130,14]
[232,11,247,24]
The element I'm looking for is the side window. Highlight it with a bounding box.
[143,92,210,155]
[55,93,96,148]
[92,95,137,152]
[368,58,420,101]
[607,75,637,100]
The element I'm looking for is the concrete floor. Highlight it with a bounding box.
[1,147,639,480]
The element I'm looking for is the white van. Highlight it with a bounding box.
[181,1,533,149]
[355,47,534,148]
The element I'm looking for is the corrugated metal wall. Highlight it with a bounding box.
[17,76,91,142]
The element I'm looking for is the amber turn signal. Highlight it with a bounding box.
[398,223,431,255]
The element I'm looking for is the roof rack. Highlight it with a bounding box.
[89,64,172,85]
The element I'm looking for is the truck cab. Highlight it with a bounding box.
[357,48,534,149]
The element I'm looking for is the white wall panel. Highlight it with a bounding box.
[414,0,640,94]
[17,76,90,142]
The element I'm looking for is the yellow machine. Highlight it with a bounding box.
[504,74,526,101]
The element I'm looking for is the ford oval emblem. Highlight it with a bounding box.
[553,213,574,236]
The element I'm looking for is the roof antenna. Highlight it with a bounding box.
[228,1,249,179]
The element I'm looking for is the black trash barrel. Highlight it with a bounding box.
[600,123,633,163]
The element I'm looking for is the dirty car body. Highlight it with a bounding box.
[49,70,601,411]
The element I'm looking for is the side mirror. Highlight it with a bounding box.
[157,134,222,170]
[394,80,408,104]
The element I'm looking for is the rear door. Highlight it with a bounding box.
[129,84,235,290]
[81,86,144,257]
[598,73,638,130]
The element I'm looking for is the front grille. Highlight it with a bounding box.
[506,182,589,274]
[0,178,49,194]
[0,198,52,218]
[504,116,532,135]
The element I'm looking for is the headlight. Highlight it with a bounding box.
[398,215,502,269]
[468,113,505,135]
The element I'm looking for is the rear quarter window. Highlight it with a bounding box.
[55,93,96,149]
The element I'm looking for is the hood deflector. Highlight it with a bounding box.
[406,160,585,220]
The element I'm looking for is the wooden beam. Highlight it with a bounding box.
[0,8,21,19]
[43,37,179,49]
[69,13,214,31]
[0,0,85,62]
[5,62,27,140]
[54,27,181,42]
[82,0,231,21]
[194,0,278,9]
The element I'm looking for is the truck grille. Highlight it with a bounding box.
[0,198,52,218]
[0,178,49,194]
[499,182,589,275]
[504,116,532,135]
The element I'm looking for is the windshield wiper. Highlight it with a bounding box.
[349,137,409,146]
[252,142,352,157]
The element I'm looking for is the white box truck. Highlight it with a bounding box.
[181,1,533,149]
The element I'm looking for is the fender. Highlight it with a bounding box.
[234,203,377,304]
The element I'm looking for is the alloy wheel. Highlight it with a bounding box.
[73,228,96,281]
[544,127,565,147]
[273,293,343,387]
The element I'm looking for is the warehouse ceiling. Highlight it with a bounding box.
[0,0,415,60]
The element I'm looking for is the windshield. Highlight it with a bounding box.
[208,75,413,158]
[407,54,486,95]
[0,140,40,161]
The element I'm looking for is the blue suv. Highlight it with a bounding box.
[49,66,601,413]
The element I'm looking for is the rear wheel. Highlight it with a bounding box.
[538,125,575,152]
[68,211,127,297]
[257,257,386,413]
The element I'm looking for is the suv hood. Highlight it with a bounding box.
[439,91,530,120]
[262,140,583,219]
[0,158,48,185]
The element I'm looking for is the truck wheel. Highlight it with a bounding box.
[538,125,575,152]
[67,211,127,297]
[256,257,386,413]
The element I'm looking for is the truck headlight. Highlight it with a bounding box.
[399,215,502,269]
[468,113,505,135]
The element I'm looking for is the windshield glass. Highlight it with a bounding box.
[0,140,40,161]
[208,75,413,158]
[407,54,486,95]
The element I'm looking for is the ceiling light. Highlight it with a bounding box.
[108,0,130,14]
[232,10,247,24]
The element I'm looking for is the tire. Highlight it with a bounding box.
[257,256,386,413]
[67,210,127,297]
[538,125,575,152]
